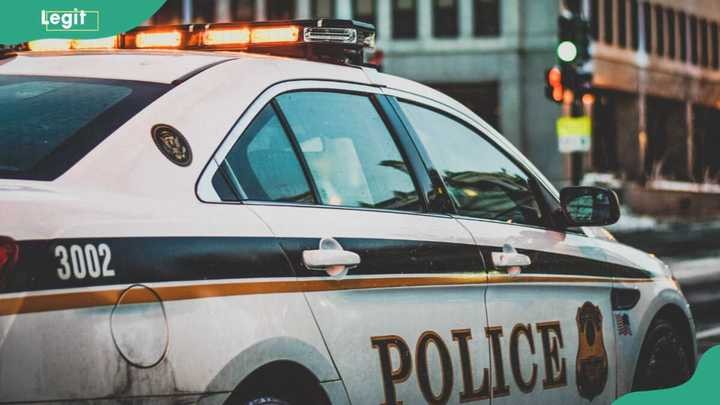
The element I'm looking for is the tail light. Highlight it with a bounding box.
[0,237,19,288]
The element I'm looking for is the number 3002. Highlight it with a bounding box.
[55,244,115,280]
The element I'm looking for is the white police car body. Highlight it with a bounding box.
[0,20,695,404]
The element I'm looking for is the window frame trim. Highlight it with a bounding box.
[197,79,434,215]
[268,98,321,205]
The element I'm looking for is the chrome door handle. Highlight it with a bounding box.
[303,237,360,277]
[492,244,531,268]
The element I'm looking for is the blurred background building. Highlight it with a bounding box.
[144,0,720,216]
[587,0,720,219]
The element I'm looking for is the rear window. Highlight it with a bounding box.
[0,75,170,180]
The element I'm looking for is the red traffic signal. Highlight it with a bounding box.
[546,66,564,103]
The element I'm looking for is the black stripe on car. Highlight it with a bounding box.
[3,237,651,294]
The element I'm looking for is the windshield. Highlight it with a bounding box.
[0,75,169,180]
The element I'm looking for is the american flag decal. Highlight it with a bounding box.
[615,313,632,336]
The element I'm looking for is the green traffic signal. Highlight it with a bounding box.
[557,40,578,62]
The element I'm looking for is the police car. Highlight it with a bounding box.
[0,19,695,404]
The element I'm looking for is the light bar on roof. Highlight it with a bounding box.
[24,19,377,65]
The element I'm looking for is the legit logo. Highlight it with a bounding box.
[41,8,100,32]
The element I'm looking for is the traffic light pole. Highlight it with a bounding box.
[570,98,584,186]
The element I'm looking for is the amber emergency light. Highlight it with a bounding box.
[25,19,376,65]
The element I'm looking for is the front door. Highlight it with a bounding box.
[394,98,618,404]
[212,86,493,404]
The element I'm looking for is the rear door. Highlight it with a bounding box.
[206,81,492,404]
[392,96,618,404]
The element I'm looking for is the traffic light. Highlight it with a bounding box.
[557,14,590,66]
[545,66,564,104]
[548,1,593,101]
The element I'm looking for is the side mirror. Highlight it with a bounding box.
[560,186,620,227]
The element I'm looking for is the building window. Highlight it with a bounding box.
[679,12,687,61]
[630,0,639,49]
[590,0,599,40]
[231,0,255,21]
[700,19,709,67]
[667,9,676,59]
[694,106,720,180]
[193,0,216,23]
[618,0,627,47]
[153,0,182,25]
[690,16,698,65]
[430,82,500,130]
[712,22,719,69]
[353,0,376,28]
[311,0,334,18]
[267,0,295,20]
[642,1,651,54]
[393,0,418,39]
[474,0,500,37]
[603,0,613,44]
[654,5,664,57]
[434,0,459,38]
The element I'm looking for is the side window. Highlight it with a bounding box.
[275,91,421,212]
[222,104,315,204]
[398,101,544,226]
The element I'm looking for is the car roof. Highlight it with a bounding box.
[0,48,560,203]
[0,50,236,84]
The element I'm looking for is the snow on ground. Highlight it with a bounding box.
[607,206,662,233]
[607,205,720,234]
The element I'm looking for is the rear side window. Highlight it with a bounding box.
[0,75,169,180]
[224,104,315,204]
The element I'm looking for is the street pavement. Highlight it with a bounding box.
[662,252,720,353]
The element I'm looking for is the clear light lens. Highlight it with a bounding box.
[203,28,251,46]
[304,27,357,44]
[557,41,578,62]
[71,36,118,50]
[135,31,183,48]
[27,39,73,51]
[363,32,376,49]
[251,26,300,44]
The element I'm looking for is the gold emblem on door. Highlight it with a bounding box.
[575,301,608,400]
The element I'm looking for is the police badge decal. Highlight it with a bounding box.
[575,301,608,400]
[152,124,193,167]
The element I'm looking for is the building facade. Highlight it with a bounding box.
[588,0,720,185]
[147,0,564,183]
